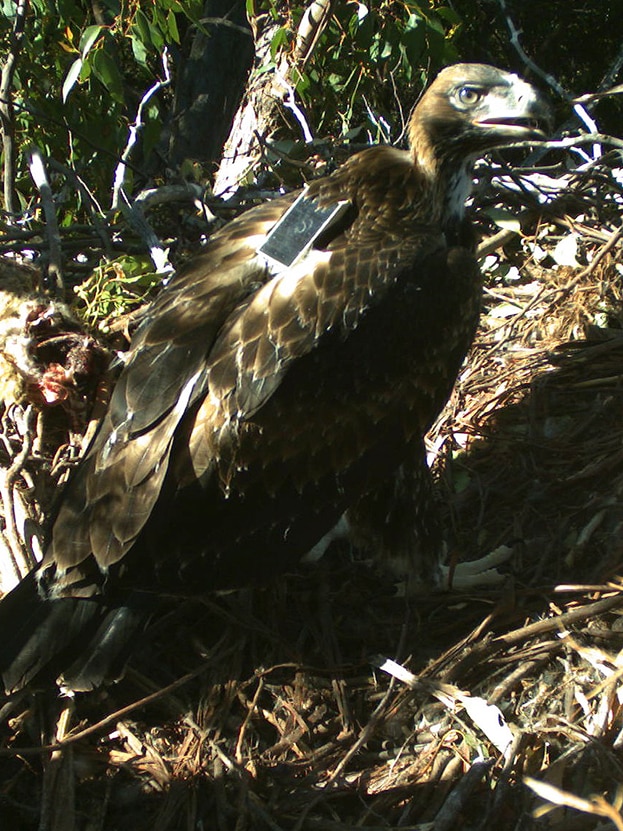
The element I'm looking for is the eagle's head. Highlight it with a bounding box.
[409,63,550,225]
[412,63,550,156]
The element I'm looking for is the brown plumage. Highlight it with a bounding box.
[0,64,549,693]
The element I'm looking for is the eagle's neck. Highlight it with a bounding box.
[410,127,476,235]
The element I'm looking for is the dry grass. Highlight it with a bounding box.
[1,153,623,830]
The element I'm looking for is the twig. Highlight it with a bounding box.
[0,659,212,757]
[573,42,623,103]
[117,189,172,275]
[0,405,36,584]
[525,777,623,830]
[433,758,493,831]
[290,680,397,831]
[293,0,333,70]
[197,16,255,37]
[526,220,623,313]
[0,0,29,215]
[110,50,173,273]
[248,793,287,831]
[27,146,64,296]
[47,158,113,258]
[111,48,172,211]
[134,182,218,226]
[497,0,566,98]
[274,71,314,143]
[235,676,265,764]
[574,222,623,279]
[597,40,623,93]
[497,0,602,159]
[496,593,623,647]
[438,593,623,684]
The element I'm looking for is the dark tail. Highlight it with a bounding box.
[0,573,147,693]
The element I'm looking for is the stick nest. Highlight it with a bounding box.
[1,151,623,830]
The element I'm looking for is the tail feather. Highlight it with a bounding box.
[61,605,147,692]
[0,573,146,693]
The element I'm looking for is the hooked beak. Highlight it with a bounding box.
[475,76,552,142]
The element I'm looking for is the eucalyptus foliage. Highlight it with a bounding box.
[275,0,460,138]
[1,0,204,214]
[0,0,458,321]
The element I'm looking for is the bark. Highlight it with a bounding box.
[213,0,334,197]
[212,19,283,197]
[0,0,29,215]
[167,0,255,174]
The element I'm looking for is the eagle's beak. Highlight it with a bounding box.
[475,77,552,142]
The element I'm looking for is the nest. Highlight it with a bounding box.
[0,154,623,830]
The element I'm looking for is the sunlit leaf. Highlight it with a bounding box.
[62,57,83,103]
[79,24,103,58]
[130,34,149,66]
[270,26,288,59]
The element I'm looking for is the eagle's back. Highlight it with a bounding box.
[104,226,481,594]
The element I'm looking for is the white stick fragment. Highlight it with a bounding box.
[375,656,514,755]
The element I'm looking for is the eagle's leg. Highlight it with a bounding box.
[347,438,444,588]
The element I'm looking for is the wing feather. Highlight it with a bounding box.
[44,147,445,589]
[46,201,291,576]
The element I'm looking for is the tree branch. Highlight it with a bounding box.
[293,0,333,69]
[111,48,172,211]
[27,146,64,296]
[0,0,29,215]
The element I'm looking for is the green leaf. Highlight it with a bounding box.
[133,10,152,46]
[130,34,148,66]
[400,22,425,69]
[379,36,395,61]
[437,6,462,26]
[62,57,83,103]
[147,17,165,51]
[91,48,124,102]
[270,26,288,59]
[79,24,103,58]
[256,60,277,76]
[166,9,180,43]
[294,71,311,99]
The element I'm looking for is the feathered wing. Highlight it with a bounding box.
[45,198,295,580]
[0,149,457,692]
[44,147,444,594]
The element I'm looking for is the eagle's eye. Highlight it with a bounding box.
[457,86,483,106]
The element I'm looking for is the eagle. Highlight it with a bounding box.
[0,64,549,693]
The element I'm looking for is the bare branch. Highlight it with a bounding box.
[293,0,333,69]
[27,146,64,296]
[47,158,114,258]
[0,0,29,215]
[497,0,568,99]
[0,406,39,589]
[111,48,172,211]
[117,190,172,275]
